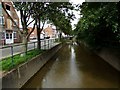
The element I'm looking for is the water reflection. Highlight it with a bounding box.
[22,43,119,88]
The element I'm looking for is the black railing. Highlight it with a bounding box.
[0,38,58,61]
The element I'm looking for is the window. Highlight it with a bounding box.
[6,4,10,11]
[10,33,12,39]
[6,4,11,16]
[0,3,2,16]
[0,16,4,25]
[6,33,9,39]
[13,32,17,39]
[0,3,2,9]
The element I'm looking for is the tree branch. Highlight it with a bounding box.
[26,14,30,23]
[27,20,36,39]
[27,19,35,27]
[20,9,24,29]
[2,2,22,36]
[41,20,46,31]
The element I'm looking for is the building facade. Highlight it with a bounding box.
[28,25,58,41]
[43,25,56,39]
[0,2,20,45]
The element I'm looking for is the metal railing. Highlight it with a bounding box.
[0,38,58,60]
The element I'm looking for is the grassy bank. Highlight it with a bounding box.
[0,49,44,72]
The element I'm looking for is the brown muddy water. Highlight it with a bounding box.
[22,43,119,88]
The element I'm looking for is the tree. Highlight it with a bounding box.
[2,2,36,55]
[75,2,120,49]
[2,1,76,53]
[31,2,75,48]
[47,2,75,40]
[30,2,49,49]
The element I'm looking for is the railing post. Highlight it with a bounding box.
[50,39,51,48]
[53,39,54,46]
[48,39,49,49]
[42,40,43,49]
[34,42,35,50]
[45,39,46,50]
[51,39,52,47]
[53,39,54,45]
[51,39,53,47]
[43,39,45,50]
[11,46,14,67]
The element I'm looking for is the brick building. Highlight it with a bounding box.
[0,2,21,45]
[28,25,57,40]
[43,25,56,38]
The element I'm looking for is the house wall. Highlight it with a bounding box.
[0,2,21,45]
[28,27,37,40]
[3,2,19,29]
[28,25,57,41]
[43,25,56,38]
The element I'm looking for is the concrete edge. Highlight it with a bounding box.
[96,48,120,72]
[78,42,120,72]
[2,43,62,88]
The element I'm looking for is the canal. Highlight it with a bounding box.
[22,43,119,88]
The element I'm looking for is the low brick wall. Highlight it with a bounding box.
[2,43,62,88]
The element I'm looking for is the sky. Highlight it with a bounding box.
[17,0,85,29]
[70,0,85,29]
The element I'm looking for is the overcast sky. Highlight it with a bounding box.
[70,0,85,29]
[17,0,85,29]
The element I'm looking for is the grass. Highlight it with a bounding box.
[0,49,44,72]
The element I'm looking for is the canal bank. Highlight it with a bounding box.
[97,48,120,71]
[2,43,62,88]
[22,43,119,88]
[78,42,120,72]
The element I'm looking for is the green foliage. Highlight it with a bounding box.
[47,2,75,35]
[75,2,120,50]
[28,2,75,35]
[0,49,44,72]
[13,2,75,50]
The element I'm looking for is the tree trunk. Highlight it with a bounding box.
[37,28,41,49]
[59,32,62,41]
[22,35,28,56]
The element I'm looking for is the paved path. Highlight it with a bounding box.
[0,39,57,60]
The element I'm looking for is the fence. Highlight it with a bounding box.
[0,38,58,61]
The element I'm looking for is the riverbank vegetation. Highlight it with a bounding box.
[74,2,120,50]
[0,49,44,72]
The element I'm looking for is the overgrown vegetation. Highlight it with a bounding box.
[74,2,120,50]
[0,49,44,72]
